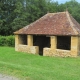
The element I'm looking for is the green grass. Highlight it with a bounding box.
[0,47,80,80]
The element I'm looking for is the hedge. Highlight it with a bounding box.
[0,35,15,47]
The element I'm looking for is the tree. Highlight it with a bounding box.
[0,0,17,35]
[57,0,80,23]
[64,0,80,23]
[46,1,59,13]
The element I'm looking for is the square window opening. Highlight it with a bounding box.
[18,35,27,45]
[57,36,71,50]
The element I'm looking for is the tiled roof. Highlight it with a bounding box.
[14,11,80,36]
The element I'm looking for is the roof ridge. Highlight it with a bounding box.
[66,11,78,35]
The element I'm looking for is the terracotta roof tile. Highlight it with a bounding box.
[14,11,80,36]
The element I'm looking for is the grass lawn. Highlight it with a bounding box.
[0,47,80,80]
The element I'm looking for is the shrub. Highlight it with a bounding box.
[0,36,7,46]
[0,35,15,47]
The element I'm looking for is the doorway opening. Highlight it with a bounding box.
[33,35,50,55]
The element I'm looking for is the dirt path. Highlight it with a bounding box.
[0,74,19,80]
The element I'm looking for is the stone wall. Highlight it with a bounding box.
[18,45,30,53]
[43,48,72,57]
[15,34,80,57]
[17,45,39,54]
[43,48,53,56]
[43,36,79,57]
[45,36,71,57]
[15,35,19,51]
[78,37,80,56]
[71,36,79,56]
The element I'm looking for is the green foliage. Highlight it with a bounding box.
[57,0,80,23]
[0,36,15,47]
[0,36,7,46]
[7,36,15,47]
[64,0,80,23]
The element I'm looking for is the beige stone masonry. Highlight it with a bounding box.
[43,48,71,57]
[71,36,79,57]
[27,35,33,46]
[30,46,39,54]
[15,35,19,51]
[15,34,39,55]
[18,45,30,53]
[55,49,71,57]
[43,48,52,56]
[15,34,80,57]
[79,37,80,55]
[43,36,79,57]
[18,45,39,54]
[51,36,57,49]
[44,36,57,56]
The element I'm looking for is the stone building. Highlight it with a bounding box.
[14,11,80,57]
